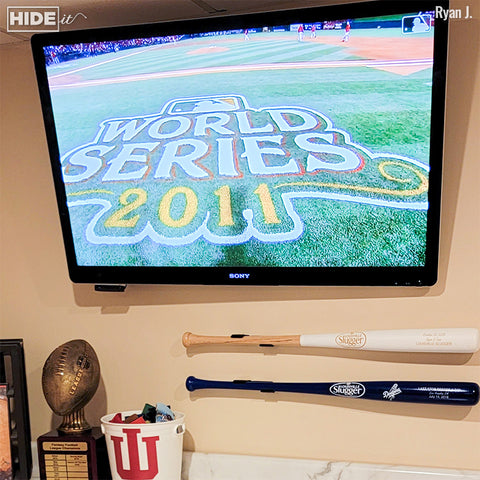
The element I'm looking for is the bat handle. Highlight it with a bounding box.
[182,332,300,347]
[186,376,280,393]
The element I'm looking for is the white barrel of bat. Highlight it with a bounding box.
[299,328,480,353]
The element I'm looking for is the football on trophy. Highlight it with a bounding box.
[42,339,100,416]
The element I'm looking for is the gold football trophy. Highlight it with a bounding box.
[37,340,110,480]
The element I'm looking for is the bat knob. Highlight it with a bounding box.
[185,376,196,391]
[182,332,192,347]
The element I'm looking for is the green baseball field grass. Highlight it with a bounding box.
[46,27,435,268]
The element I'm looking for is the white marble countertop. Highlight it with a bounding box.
[182,452,480,480]
[31,443,480,480]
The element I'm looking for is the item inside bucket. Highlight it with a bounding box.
[110,402,175,424]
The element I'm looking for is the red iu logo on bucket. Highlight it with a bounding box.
[329,382,366,398]
[111,428,160,480]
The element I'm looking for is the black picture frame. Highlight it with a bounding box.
[0,340,32,480]
[31,0,449,287]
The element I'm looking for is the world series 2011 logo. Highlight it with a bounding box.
[62,94,429,248]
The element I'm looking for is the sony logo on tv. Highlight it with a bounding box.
[229,273,250,279]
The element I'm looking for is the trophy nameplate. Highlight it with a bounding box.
[37,427,111,480]
[37,340,111,480]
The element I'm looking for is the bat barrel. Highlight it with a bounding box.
[357,381,479,405]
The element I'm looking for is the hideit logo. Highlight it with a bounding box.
[7,6,86,32]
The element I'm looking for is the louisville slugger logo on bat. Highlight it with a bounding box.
[335,332,367,348]
[329,382,366,398]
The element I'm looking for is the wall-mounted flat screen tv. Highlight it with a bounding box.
[31,0,448,286]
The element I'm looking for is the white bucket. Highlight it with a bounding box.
[101,411,185,480]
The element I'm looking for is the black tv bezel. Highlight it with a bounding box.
[31,0,449,287]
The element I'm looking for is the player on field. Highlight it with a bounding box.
[297,24,304,41]
[342,21,351,42]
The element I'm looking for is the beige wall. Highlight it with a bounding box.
[1,0,479,471]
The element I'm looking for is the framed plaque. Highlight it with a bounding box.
[0,339,32,479]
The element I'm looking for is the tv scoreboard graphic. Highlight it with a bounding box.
[402,14,432,34]
[61,94,429,265]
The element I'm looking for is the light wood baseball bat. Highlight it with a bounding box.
[182,328,480,353]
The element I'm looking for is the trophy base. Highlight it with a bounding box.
[37,427,111,480]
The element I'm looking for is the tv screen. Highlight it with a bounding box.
[31,0,448,286]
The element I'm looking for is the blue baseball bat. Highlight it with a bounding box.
[186,376,479,405]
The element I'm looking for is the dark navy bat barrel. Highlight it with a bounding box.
[185,377,479,405]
